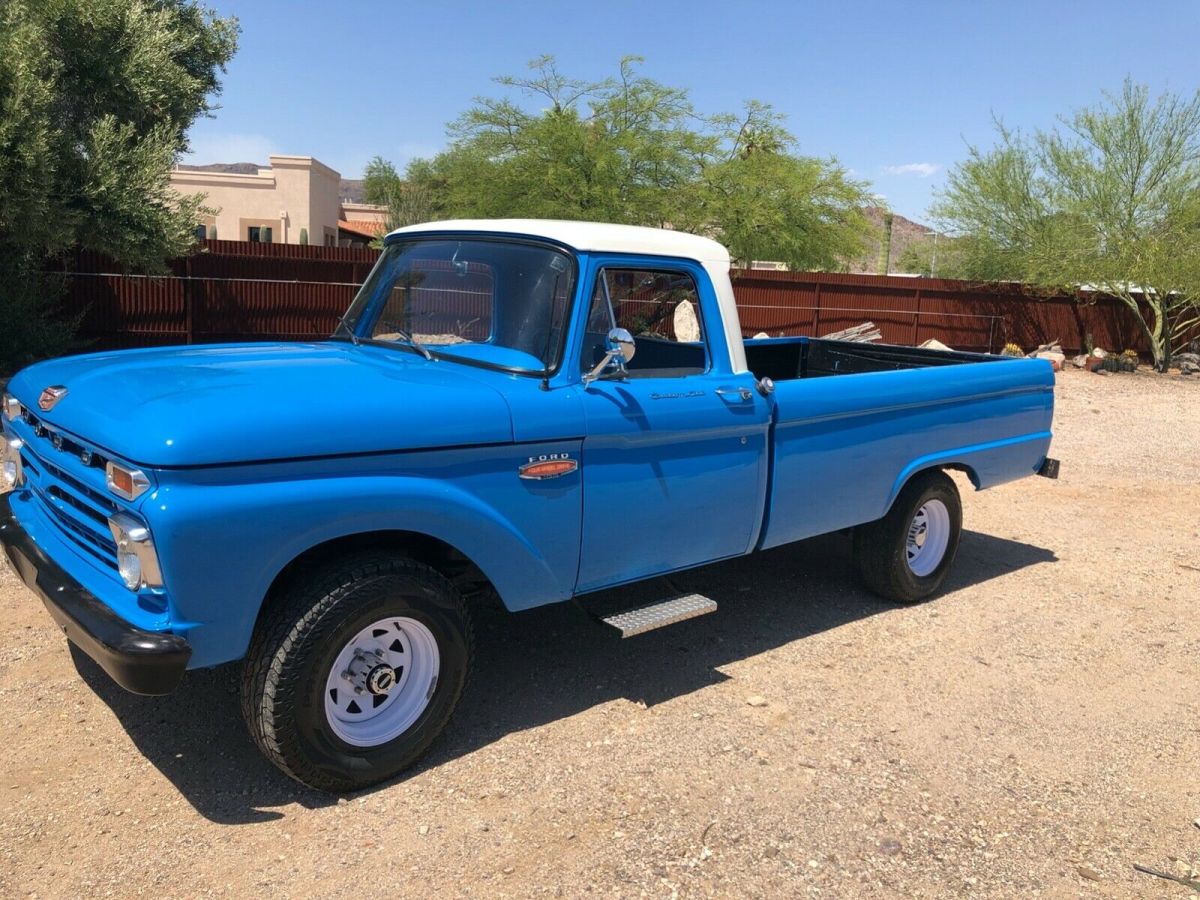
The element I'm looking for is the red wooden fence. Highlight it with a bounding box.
[60,241,1155,356]
[731,269,1151,355]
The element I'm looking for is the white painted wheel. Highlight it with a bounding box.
[323,617,440,748]
[905,499,951,577]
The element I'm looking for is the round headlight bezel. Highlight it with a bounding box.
[1,438,23,491]
[107,512,164,592]
[115,541,143,590]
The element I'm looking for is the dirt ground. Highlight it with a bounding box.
[1,368,1197,899]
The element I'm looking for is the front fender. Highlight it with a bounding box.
[147,452,581,668]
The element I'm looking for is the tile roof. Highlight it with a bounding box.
[337,219,387,239]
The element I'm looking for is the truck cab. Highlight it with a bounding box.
[0,219,1056,791]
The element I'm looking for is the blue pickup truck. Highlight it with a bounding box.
[0,220,1058,790]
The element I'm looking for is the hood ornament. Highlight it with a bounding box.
[38,385,68,411]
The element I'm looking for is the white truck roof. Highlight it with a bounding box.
[387,218,748,374]
[388,219,731,267]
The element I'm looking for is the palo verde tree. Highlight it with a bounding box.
[373,56,872,270]
[933,79,1200,371]
[0,0,239,372]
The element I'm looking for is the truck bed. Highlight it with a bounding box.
[744,336,1001,382]
[744,336,1055,552]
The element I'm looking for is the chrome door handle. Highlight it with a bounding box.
[716,386,753,402]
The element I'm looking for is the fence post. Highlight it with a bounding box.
[812,280,821,337]
[912,288,922,346]
[184,256,195,345]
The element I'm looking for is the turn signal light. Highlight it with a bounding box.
[105,461,150,500]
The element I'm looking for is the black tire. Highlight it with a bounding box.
[853,469,962,604]
[241,553,473,793]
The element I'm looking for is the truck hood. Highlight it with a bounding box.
[7,342,514,467]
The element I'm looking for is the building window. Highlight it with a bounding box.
[194,224,209,241]
[248,225,273,243]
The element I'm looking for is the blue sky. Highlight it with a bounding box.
[185,0,1200,223]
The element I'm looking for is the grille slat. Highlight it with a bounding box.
[29,451,115,514]
[46,476,114,525]
[40,485,115,544]
[32,484,118,564]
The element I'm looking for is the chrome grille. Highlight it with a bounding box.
[17,417,123,575]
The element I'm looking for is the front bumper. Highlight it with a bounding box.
[0,493,190,695]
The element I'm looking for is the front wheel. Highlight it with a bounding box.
[854,470,962,603]
[241,554,473,792]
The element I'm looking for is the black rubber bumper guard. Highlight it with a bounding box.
[0,493,190,695]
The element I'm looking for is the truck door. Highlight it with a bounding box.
[575,259,770,594]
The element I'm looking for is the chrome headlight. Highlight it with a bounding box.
[1,393,20,422]
[107,512,164,591]
[1,437,24,492]
[106,461,150,501]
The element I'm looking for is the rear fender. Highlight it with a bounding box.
[883,430,1052,512]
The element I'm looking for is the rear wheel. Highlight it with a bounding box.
[854,470,962,603]
[241,553,473,792]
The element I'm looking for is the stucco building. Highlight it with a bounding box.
[170,155,389,246]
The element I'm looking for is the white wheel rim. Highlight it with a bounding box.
[323,617,440,748]
[905,499,951,577]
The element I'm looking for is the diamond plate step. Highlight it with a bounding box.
[600,593,717,638]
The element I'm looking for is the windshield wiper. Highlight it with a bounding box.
[333,313,360,346]
[374,318,434,361]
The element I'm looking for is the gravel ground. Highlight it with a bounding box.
[0,368,1197,898]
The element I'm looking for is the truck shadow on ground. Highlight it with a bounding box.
[73,528,1055,825]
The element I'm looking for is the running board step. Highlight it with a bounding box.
[600,593,718,638]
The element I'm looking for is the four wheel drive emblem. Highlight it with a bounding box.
[38,386,68,411]
[519,454,578,480]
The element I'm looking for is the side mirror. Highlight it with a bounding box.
[583,327,637,386]
[608,327,636,365]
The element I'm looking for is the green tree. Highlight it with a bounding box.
[362,155,437,240]
[895,235,965,278]
[695,101,873,269]
[933,79,1200,371]
[895,241,932,277]
[362,155,403,206]
[0,0,238,372]
[387,57,872,270]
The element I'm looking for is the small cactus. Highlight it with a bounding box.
[299,228,308,245]
[1001,342,1024,357]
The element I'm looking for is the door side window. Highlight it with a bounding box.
[581,268,707,377]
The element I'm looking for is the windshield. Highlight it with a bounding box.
[337,237,576,373]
